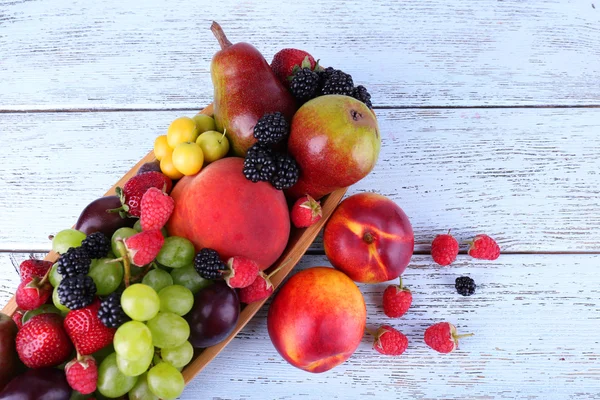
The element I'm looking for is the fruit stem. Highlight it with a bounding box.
[131,263,154,284]
[266,257,293,279]
[219,128,227,144]
[398,276,403,290]
[454,333,475,339]
[116,240,131,288]
[364,327,378,337]
[210,21,232,50]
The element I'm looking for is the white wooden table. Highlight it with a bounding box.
[1,1,599,399]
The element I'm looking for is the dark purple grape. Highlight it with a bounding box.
[0,367,71,400]
[74,196,136,238]
[136,160,162,175]
[185,281,240,348]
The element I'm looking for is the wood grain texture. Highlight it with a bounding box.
[2,252,600,399]
[1,108,599,252]
[1,0,599,109]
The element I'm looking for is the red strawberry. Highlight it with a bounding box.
[291,195,322,228]
[15,276,53,311]
[123,229,164,266]
[12,310,24,329]
[140,187,175,231]
[372,325,408,356]
[15,313,73,368]
[468,234,500,260]
[424,322,473,353]
[431,232,459,266]
[19,259,53,281]
[271,49,317,88]
[115,171,172,217]
[64,300,116,356]
[382,277,412,318]
[224,256,259,289]
[65,355,98,395]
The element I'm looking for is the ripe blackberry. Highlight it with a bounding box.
[193,248,225,280]
[81,232,110,259]
[98,292,130,328]
[253,112,289,145]
[57,275,97,310]
[243,143,276,182]
[317,67,338,87]
[352,85,373,109]
[455,276,476,296]
[320,69,354,96]
[270,153,300,190]
[289,68,320,102]
[57,246,92,278]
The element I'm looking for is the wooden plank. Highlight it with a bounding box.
[2,253,600,399]
[1,0,599,109]
[1,108,599,252]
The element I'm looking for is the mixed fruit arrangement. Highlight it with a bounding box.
[0,21,502,399]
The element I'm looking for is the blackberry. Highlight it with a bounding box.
[289,68,320,102]
[455,276,476,296]
[317,67,338,87]
[270,153,300,190]
[98,292,130,328]
[320,69,354,96]
[57,246,92,278]
[57,275,97,310]
[352,85,373,109]
[193,248,225,280]
[81,232,110,259]
[243,143,276,182]
[253,112,289,145]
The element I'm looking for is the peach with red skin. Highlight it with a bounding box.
[166,157,290,270]
[323,193,414,283]
[267,267,366,373]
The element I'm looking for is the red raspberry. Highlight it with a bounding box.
[115,171,172,217]
[238,262,286,304]
[65,355,98,395]
[15,276,53,311]
[290,195,322,228]
[431,232,459,266]
[468,234,500,260]
[19,259,53,281]
[424,322,473,353]
[372,325,408,356]
[224,256,259,289]
[140,187,175,231]
[123,229,164,266]
[382,277,412,318]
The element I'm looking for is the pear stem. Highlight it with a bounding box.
[211,21,232,50]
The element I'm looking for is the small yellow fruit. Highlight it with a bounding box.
[153,135,170,161]
[196,130,230,163]
[172,142,204,176]
[160,151,184,180]
[193,114,217,134]
[167,117,199,148]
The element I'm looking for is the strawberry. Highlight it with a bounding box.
[123,229,164,266]
[19,259,53,281]
[15,313,73,368]
[468,234,500,260]
[224,256,259,289]
[11,310,24,329]
[65,355,98,395]
[382,277,412,318]
[114,171,172,217]
[371,325,408,356]
[291,195,322,228]
[271,49,317,88]
[64,300,116,356]
[424,322,473,353]
[140,187,174,231]
[15,275,53,311]
[431,232,459,266]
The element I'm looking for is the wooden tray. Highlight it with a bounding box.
[1,104,348,385]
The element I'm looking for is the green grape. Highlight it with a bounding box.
[156,237,195,269]
[88,258,124,296]
[128,372,158,400]
[97,353,138,398]
[142,269,173,293]
[146,312,190,349]
[170,265,212,294]
[158,285,193,316]
[133,220,168,238]
[121,284,160,321]
[111,227,138,257]
[116,346,154,377]
[52,229,86,254]
[52,286,70,314]
[114,321,153,360]
[69,390,90,400]
[93,343,115,364]
[161,341,194,369]
[22,304,62,324]
[49,262,63,287]
[147,362,185,400]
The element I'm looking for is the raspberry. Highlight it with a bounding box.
[243,143,276,183]
[382,277,412,318]
[253,112,289,145]
[140,187,175,231]
[57,275,97,310]
[424,322,473,353]
[289,68,320,102]
[81,232,110,259]
[65,355,98,395]
[352,85,373,109]
[455,276,476,296]
[223,256,259,289]
[468,234,500,260]
[290,195,322,228]
[123,229,164,266]
[372,325,408,356]
[270,153,300,190]
[98,292,130,328]
[57,247,92,278]
[193,248,225,280]
[431,232,459,266]
[114,171,173,217]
